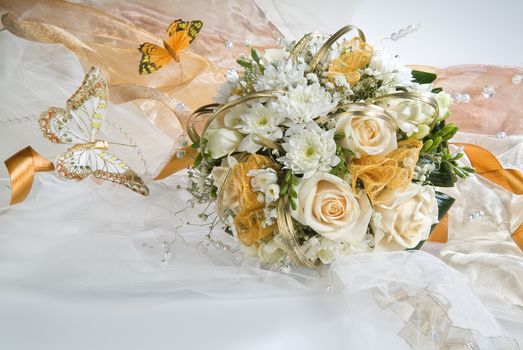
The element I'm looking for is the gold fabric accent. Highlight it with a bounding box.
[228,155,277,246]
[234,208,275,247]
[4,147,55,205]
[231,155,276,212]
[350,140,422,205]
[327,37,373,86]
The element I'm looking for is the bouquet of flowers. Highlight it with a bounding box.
[186,25,473,269]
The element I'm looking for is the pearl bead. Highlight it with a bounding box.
[511,74,523,85]
[462,93,470,103]
[196,241,208,254]
[161,259,168,265]
[224,40,233,49]
[496,131,507,139]
[391,32,399,41]
[398,29,407,37]
[482,85,495,98]
[187,199,195,208]
[281,265,291,273]
[406,25,414,32]
[176,102,186,111]
[326,284,333,292]
[161,241,169,249]
[164,252,171,258]
[244,39,252,47]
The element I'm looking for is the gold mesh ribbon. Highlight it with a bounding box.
[351,140,422,205]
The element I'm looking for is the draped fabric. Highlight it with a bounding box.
[0,1,522,348]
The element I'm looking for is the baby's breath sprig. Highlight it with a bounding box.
[280,169,299,210]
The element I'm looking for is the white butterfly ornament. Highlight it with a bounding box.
[39,67,149,195]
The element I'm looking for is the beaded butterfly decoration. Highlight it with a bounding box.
[138,19,203,75]
[39,67,149,195]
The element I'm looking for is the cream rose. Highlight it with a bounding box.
[335,114,397,158]
[292,173,372,244]
[206,128,243,159]
[371,184,438,251]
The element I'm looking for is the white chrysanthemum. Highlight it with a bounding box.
[253,59,307,91]
[278,124,340,178]
[214,69,240,104]
[368,47,413,88]
[236,103,285,153]
[272,83,336,124]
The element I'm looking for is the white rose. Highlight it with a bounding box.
[388,90,453,139]
[335,114,397,158]
[371,184,438,251]
[206,128,243,159]
[260,48,289,66]
[292,173,372,244]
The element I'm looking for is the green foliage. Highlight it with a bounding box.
[280,169,299,210]
[331,146,354,179]
[411,70,437,84]
[420,122,475,186]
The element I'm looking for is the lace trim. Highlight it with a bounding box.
[374,284,519,349]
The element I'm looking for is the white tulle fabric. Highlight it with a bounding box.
[0,26,521,350]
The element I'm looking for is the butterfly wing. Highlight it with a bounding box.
[39,67,108,144]
[166,19,203,55]
[138,42,172,75]
[56,148,149,196]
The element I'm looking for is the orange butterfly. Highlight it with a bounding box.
[138,19,203,75]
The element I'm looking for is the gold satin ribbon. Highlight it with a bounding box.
[5,147,54,205]
[428,143,523,251]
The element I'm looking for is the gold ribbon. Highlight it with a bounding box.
[428,143,523,251]
[5,147,55,205]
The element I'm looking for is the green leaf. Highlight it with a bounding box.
[290,198,297,211]
[411,70,437,84]
[434,190,455,221]
[251,48,260,63]
[190,139,201,149]
[193,153,203,167]
[334,132,345,140]
[395,86,408,92]
[236,58,252,69]
[431,87,443,94]
[427,161,455,187]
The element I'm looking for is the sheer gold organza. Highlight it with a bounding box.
[0,0,282,139]
[351,139,422,205]
[230,154,278,246]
